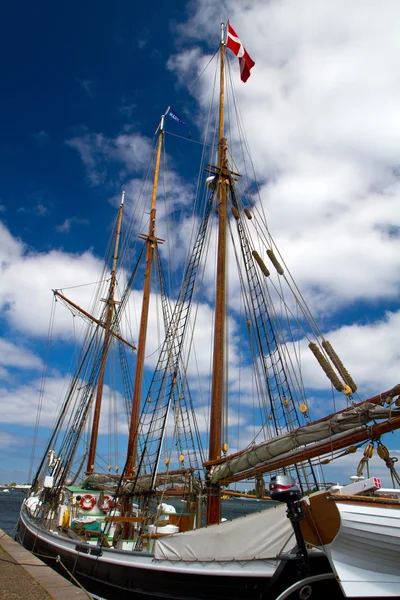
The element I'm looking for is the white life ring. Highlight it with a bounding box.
[99,495,113,513]
[79,494,96,511]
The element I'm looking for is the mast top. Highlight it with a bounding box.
[154,107,169,136]
[121,190,125,206]
[220,22,225,45]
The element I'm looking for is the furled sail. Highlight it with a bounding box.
[124,470,202,494]
[84,469,201,494]
[210,401,400,484]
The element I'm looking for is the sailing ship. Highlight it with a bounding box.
[17,21,400,600]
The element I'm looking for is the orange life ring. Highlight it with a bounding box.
[98,495,113,513]
[80,494,96,511]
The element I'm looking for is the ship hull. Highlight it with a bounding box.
[17,506,337,600]
[18,508,274,600]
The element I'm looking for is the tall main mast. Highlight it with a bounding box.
[207,22,229,525]
[86,192,125,474]
[126,116,165,477]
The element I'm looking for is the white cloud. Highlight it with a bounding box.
[167,47,206,90]
[55,217,90,233]
[2,1,400,484]
[0,376,65,427]
[0,374,129,435]
[295,310,400,397]
[0,338,42,371]
[168,0,400,312]
[120,168,196,260]
[0,221,22,267]
[0,232,106,337]
[66,131,154,186]
[16,202,49,217]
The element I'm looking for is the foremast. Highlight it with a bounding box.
[125,114,165,477]
[207,22,229,525]
[86,192,125,473]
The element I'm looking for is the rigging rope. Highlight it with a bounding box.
[29,295,57,483]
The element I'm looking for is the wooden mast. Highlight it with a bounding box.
[125,115,165,477]
[86,191,125,474]
[207,22,228,525]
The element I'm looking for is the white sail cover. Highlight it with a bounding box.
[210,404,400,483]
[154,504,294,562]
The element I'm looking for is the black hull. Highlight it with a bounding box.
[17,511,339,600]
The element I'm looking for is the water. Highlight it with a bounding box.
[0,487,27,535]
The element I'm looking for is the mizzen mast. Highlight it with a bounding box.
[125,114,165,477]
[207,22,230,525]
[86,191,125,474]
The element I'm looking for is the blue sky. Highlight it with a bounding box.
[1,0,400,487]
[0,0,199,255]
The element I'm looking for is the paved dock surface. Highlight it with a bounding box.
[0,528,90,599]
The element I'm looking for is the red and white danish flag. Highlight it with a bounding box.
[226,22,255,83]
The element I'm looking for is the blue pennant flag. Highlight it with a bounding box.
[165,107,191,138]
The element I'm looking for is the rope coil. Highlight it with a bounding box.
[308,343,344,392]
[252,250,270,277]
[266,249,284,275]
[322,340,357,393]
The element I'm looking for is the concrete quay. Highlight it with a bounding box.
[0,528,90,599]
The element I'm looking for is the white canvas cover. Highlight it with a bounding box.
[154,504,294,562]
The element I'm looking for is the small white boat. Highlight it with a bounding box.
[301,477,400,598]
[2,489,10,493]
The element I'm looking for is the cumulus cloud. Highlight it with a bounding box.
[120,168,197,255]
[0,221,22,265]
[168,0,400,313]
[0,377,65,427]
[165,0,400,457]
[0,225,106,337]
[2,1,400,480]
[0,338,42,371]
[66,130,154,185]
[298,310,400,397]
[0,373,129,435]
